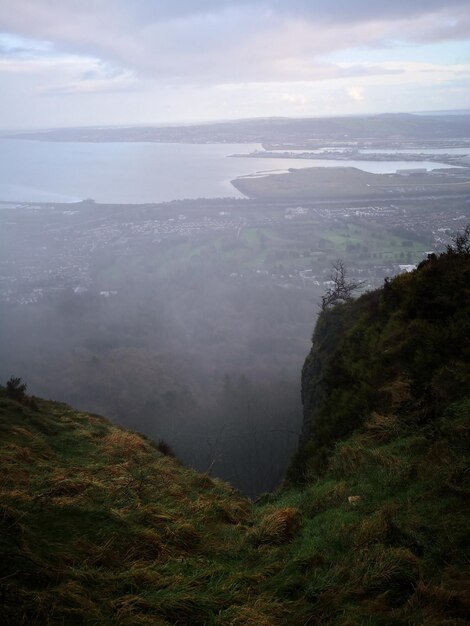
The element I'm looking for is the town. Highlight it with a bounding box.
[1,193,469,306]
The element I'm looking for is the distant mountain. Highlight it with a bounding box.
[1,234,469,625]
[8,112,470,143]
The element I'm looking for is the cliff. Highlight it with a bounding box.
[292,247,470,481]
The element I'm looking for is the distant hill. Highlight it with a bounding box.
[1,238,469,625]
[9,112,470,143]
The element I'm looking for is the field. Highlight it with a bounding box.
[94,219,429,292]
[232,166,470,201]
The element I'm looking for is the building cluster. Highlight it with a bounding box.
[0,197,468,305]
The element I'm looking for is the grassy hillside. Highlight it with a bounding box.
[0,393,277,625]
[1,244,469,625]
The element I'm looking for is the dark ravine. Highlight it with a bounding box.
[1,241,469,625]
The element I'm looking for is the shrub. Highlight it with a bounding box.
[6,376,27,402]
[156,438,176,457]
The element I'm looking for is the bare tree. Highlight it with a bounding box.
[447,225,470,255]
[321,260,362,310]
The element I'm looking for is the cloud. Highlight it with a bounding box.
[0,0,469,86]
[0,40,139,96]
[0,1,469,127]
[348,86,365,101]
[0,32,53,57]
[41,67,138,96]
[280,93,308,105]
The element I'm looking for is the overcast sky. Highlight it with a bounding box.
[1,0,469,129]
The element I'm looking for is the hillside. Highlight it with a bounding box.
[11,112,470,143]
[1,244,469,625]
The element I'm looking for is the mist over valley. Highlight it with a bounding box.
[2,114,470,494]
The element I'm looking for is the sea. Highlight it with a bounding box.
[0,139,462,204]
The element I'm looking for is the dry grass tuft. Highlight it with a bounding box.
[49,495,86,507]
[364,412,401,443]
[194,473,216,489]
[107,461,132,477]
[102,430,149,457]
[114,594,166,625]
[44,477,96,498]
[115,613,165,626]
[408,579,470,619]
[10,444,34,463]
[75,531,166,568]
[132,528,166,560]
[360,545,419,595]
[329,442,368,476]
[0,465,30,489]
[187,495,214,518]
[368,447,411,480]
[217,596,288,625]
[0,488,33,503]
[253,507,300,545]
[354,507,394,547]
[163,520,201,550]
[379,377,412,408]
[190,495,250,525]
[74,536,121,568]
[53,580,99,614]
[126,566,164,587]
[137,505,176,527]
[11,426,34,439]
[216,499,251,524]
[308,481,348,516]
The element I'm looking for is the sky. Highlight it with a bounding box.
[0,0,469,129]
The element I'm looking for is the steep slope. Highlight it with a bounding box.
[0,395,277,625]
[1,246,469,625]
[292,247,470,480]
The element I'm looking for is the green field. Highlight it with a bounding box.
[93,219,429,292]
[232,166,470,201]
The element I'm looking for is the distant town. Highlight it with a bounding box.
[1,192,469,306]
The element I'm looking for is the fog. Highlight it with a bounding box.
[3,121,470,494]
[5,108,470,495]
[0,199,321,496]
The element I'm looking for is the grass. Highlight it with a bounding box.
[232,166,470,202]
[320,224,427,263]
[92,207,429,297]
[2,388,468,624]
[0,393,265,624]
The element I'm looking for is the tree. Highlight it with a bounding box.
[447,225,470,255]
[6,376,27,402]
[321,260,362,310]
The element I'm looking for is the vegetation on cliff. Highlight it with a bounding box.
[293,241,470,480]
[1,242,469,625]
